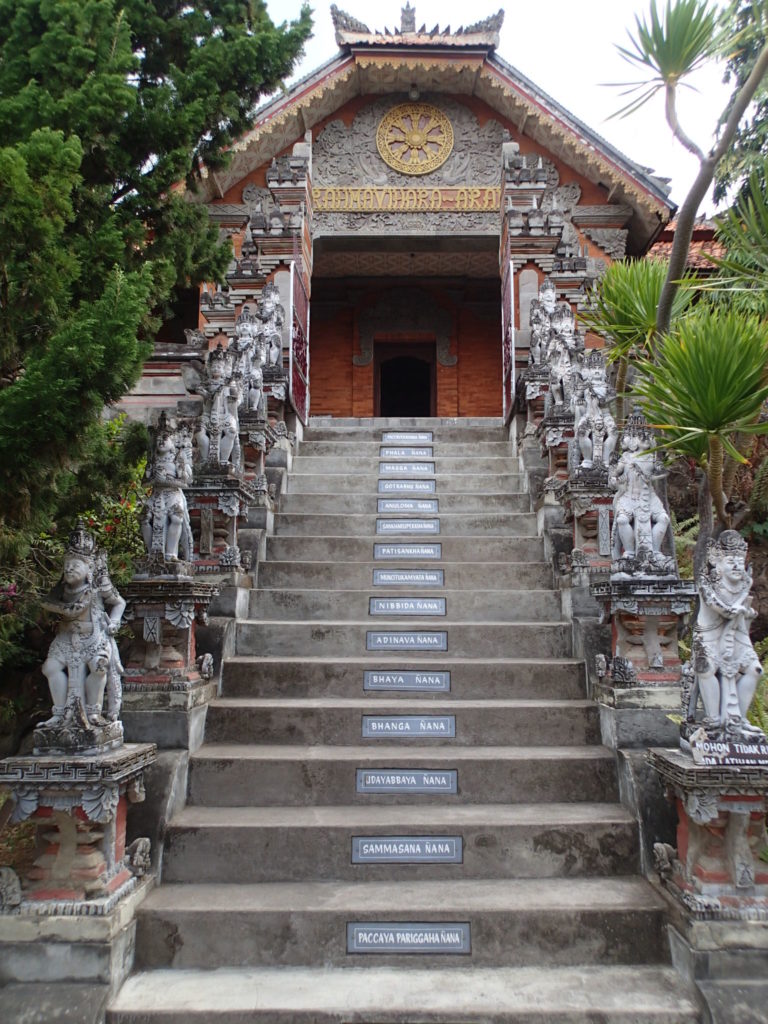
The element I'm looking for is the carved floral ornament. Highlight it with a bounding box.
[376,103,454,175]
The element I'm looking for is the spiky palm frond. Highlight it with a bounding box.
[581,258,696,361]
[609,0,723,118]
[634,309,768,522]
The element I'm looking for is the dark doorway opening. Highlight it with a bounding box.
[375,342,436,417]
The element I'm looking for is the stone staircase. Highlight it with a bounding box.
[109,417,701,1022]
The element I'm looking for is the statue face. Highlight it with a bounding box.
[63,557,89,586]
[721,552,746,584]
[540,287,556,314]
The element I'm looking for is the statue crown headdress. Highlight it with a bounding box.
[67,521,96,561]
[551,303,574,324]
[539,279,556,296]
[622,407,655,446]
[236,305,256,326]
[709,529,748,558]
[584,350,606,372]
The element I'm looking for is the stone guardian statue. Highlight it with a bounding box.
[40,524,126,731]
[692,530,765,744]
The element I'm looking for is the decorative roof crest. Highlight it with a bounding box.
[330,4,504,46]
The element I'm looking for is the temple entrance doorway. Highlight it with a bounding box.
[374,342,436,417]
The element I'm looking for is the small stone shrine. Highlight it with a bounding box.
[0,525,156,911]
[650,535,768,919]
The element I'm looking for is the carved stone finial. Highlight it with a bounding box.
[401,2,416,33]
[330,4,370,43]
[464,10,505,34]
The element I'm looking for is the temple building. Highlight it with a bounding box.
[126,2,675,428]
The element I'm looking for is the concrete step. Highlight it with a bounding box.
[285,472,524,493]
[235,620,572,659]
[246,588,562,622]
[187,744,618,806]
[273,512,537,537]
[298,440,517,457]
[278,491,531,513]
[162,803,638,883]
[204,697,599,746]
[109,964,702,1023]
[221,656,586,700]
[236,619,572,659]
[292,455,521,474]
[132,877,667,970]
[306,417,506,440]
[266,535,544,562]
[256,560,553,591]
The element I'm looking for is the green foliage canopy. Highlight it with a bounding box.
[0,0,312,531]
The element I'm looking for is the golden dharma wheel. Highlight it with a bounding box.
[376,103,454,176]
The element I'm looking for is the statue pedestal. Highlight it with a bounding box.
[187,471,258,573]
[121,577,219,750]
[557,468,613,574]
[591,578,697,748]
[518,365,549,435]
[0,743,155,908]
[649,748,768,920]
[537,408,574,486]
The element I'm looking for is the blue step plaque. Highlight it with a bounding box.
[363,670,451,692]
[366,631,447,651]
[378,479,436,494]
[351,836,463,863]
[376,519,440,535]
[379,447,434,459]
[379,462,435,475]
[355,768,458,793]
[369,597,446,616]
[362,715,456,738]
[377,499,439,514]
[381,431,434,443]
[373,543,442,560]
[372,569,444,586]
[347,922,471,954]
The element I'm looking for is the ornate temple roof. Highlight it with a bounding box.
[195,5,675,253]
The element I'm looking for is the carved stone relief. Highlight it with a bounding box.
[314,97,507,188]
[354,289,456,366]
[584,228,629,260]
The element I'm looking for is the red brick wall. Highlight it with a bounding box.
[309,280,501,418]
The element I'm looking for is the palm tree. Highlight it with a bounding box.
[612,0,768,336]
[580,259,695,423]
[633,308,768,571]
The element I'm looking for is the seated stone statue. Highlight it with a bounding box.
[692,530,765,743]
[610,411,674,576]
[141,414,194,563]
[41,524,125,727]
